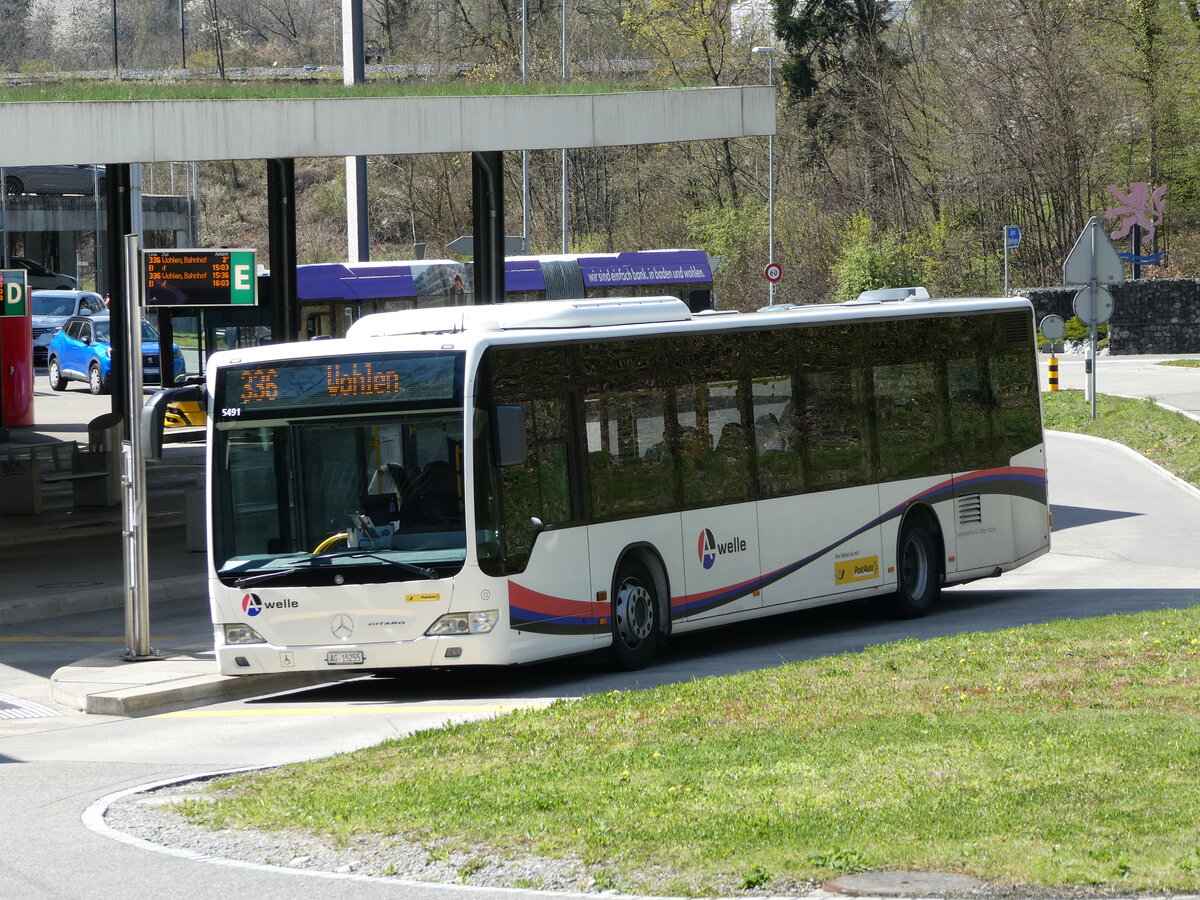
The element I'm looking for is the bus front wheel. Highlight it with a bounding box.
[610,558,660,670]
[891,517,940,619]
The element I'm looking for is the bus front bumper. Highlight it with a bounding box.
[216,633,511,675]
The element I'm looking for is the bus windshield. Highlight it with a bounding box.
[211,352,466,583]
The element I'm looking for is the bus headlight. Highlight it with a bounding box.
[223,623,267,644]
[426,610,498,636]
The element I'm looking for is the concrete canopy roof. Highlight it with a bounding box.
[0,87,774,166]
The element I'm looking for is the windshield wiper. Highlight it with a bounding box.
[231,550,439,588]
[233,567,303,588]
[310,549,440,580]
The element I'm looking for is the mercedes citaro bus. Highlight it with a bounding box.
[148,293,1049,675]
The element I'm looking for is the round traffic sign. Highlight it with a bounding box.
[765,262,782,282]
[1072,285,1114,326]
[1039,314,1066,341]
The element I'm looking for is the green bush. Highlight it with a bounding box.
[1063,316,1108,344]
[831,212,920,302]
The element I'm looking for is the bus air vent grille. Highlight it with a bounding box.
[1002,311,1033,347]
[958,493,983,525]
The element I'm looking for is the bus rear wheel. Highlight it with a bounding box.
[610,558,660,670]
[890,517,940,619]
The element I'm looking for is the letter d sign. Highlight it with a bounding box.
[2,272,28,316]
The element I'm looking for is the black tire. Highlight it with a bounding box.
[609,557,661,670]
[47,357,67,391]
[890,517,940,618]
[88,362,108,395]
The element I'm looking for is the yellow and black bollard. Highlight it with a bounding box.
[1048,356,1059,392]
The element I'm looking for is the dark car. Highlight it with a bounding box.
[3,165,107,196]
[7,256,81,291]
[31,289,105,365]
[47,315,185,395]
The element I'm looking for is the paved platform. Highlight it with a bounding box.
[0,388,350,716]
[50,644,357,716]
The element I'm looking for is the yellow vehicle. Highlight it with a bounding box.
[164,399,207,428]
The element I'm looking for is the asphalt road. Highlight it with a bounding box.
[2,429,1199,898]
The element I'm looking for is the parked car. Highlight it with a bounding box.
[46,315,185,395]
[31,289,105,365]
[3,164,107,196]
[7,256,81,291]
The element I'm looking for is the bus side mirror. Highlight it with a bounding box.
[491,405,526,467]
[141,383,205,460]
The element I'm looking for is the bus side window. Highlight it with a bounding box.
[485,346,576,573]
[946,357,997,471]
[996,347,1041,459]
[874,361,941,481]
[802,367,869,491]
[583,388,675,520]
[752,375,804,498]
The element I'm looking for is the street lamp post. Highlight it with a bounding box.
[561,0,569,254]
[752,46,776,305]
[522,0,531,253]
[112,0,119,76]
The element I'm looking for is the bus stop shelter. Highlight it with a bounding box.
[0,87,775,425]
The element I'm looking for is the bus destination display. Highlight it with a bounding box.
[215,352,462,421]
[143,248,258,307]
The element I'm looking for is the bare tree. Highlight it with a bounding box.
[0,0,31,70]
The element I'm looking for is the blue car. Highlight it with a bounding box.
[46,315,185,395]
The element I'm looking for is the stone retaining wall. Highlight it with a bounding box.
[1016,280,1200,354]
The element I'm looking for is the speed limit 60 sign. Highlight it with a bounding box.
[765,262,782,282]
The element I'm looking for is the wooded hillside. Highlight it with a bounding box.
[3,0,1192,309]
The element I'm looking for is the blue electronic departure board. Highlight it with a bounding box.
[213,352,463,422]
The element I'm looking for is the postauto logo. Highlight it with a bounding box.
[697,528,747,570]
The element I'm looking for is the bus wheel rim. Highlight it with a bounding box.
[616,581,653,645]
[903,537,928,597]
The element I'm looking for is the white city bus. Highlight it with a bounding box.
[200,294,1049,675]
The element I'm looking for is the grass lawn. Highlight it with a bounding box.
[171,388,1200,896]
[0,80,658,103]
[1158,359,1200,368]
[180,609,1200,896]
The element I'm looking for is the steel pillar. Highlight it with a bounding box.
[471,151,505,305]
[267,159,298,342]
[105,164,133,432]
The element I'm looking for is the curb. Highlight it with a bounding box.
[1110,391,1200,425]
[51,647,362,716]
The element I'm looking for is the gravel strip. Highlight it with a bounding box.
[104,777,599,891]
[101,774,816,896]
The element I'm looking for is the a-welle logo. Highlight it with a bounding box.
[697,528,748,570]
